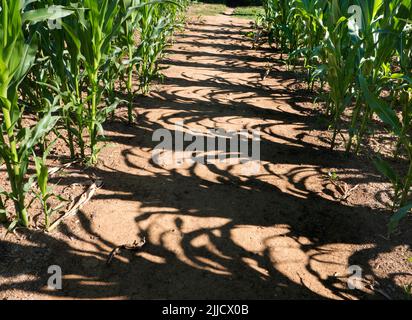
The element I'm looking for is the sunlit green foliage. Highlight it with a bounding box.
[260,0,412,231]
[0,0,188,229]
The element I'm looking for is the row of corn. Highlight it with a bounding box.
[258,0,412,232]
[0,0,189,230]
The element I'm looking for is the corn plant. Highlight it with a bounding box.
[33,144,67,230]
[19,1,87,161]
[261,0,412,230]
[136,0,182,95]
[318,1,361,149]
[0,0,186,230]
[261,0,292,55]
[60,0,124,164]
[101,45,126,121]
[54,1,89,160]
[344,0,412,154]
[58,0,184,163]
[287,0,327,88]
[119,0,142,124]
[0,1,71,227]
[361,76,412,232]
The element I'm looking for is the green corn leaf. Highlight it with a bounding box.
[23,175,36,194]
[7,219,19,232]
[359,75,402,136]
[33,156,48,195]
[9,37,38,90]
[22,6,73,24]
[388,203,412,234]
[373,157,400,186]
[24,113,60,151]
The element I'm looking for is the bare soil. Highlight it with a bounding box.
[0,13,411,300]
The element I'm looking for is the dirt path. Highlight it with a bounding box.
[1,13,411,300]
